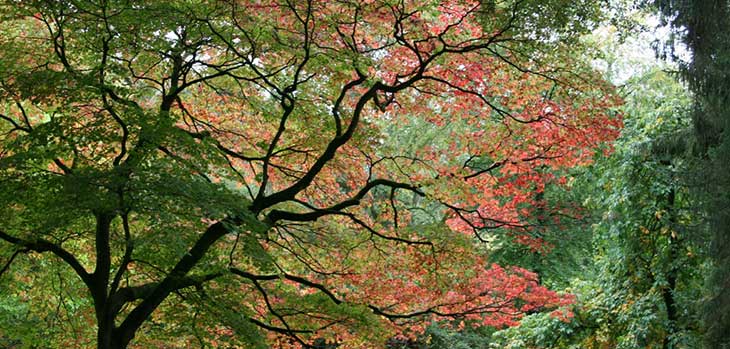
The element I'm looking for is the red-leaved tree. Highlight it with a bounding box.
[0,0,620,348]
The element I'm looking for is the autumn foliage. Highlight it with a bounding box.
[0,0,620,348]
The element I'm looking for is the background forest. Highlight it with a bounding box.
[0,0,728,348]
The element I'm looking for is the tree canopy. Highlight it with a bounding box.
[10,1,722,348]
[651,0,730,346]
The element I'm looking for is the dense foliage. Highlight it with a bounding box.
[0,1,621,348]
[492,66,702,349]
[1,1,724,349]
[651,0,730,347]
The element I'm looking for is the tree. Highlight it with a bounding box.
[570,68,700,349]
[491,37,704,349]
[0,1,620,348]
[650,1,730,347]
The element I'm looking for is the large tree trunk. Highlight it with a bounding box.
[96,310,131,349]
[92,213,129,349]
[97,323,121,349]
